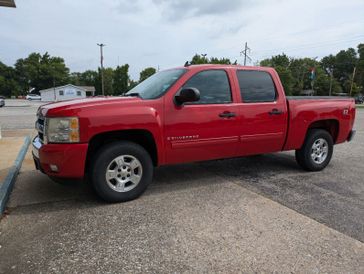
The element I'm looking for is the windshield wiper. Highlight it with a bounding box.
[124,92,141,98]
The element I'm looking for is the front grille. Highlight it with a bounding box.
[36,116,45,143]
[39,132,44,143]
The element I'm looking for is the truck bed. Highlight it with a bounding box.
[283,97,356,151]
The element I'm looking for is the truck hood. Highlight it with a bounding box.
[40,96,141,117]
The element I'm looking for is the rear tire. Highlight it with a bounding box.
[295,129,333,171]
[90,141,153,202]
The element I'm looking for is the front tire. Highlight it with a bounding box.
[295,129,333,171]
[90,141,153,202]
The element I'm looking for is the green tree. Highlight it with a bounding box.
[209,57,231,65]
[319,46,361,95]
[356,44,364,93]
[139,67,156,82]
[80,70,99,86]
[113,64,130,94]
[69,72,83,86]
[0,61,20,97]
[275,66,294,95]
[190,54,232,65]
[14,52,69,94]
[128,79,138,90]
[69,70,100,94]
[289,58,309,95]
[261,54,294,95]
[260,54,340,96]
[261,53,290,68]
[14,53,41,93]
[190,54,209,64]
[100,67,114,96]
[321,54,336,73]
[333,48,358,93]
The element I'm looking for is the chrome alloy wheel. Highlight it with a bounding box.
[311,138,329,164]
[105,155,143,192]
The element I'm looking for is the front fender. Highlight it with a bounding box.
[80,105,165,164]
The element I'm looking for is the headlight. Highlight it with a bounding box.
[45,117,80,143]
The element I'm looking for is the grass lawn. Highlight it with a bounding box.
[356,104,364,109]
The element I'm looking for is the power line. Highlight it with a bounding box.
[206,33,364,59]
[253,35,364,55]
[206,34,364,63]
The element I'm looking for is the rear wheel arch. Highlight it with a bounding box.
[305,119,339,144]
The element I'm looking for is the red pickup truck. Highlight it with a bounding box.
[33,65,356,202]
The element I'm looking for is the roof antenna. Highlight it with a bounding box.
[184,61,190,67]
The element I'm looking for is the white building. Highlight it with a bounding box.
[39,84,95,102]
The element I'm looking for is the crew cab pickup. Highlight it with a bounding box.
[33,65,356,202]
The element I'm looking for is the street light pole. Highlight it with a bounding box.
[97,43,106,96]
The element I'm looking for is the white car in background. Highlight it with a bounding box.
[0,96,5,107]
[26,94,41,101]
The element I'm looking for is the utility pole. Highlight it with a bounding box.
[53,67,56,101]
[329,68,334,96]
[53,77,56,101]
[349,66,357,96]
[97,43,106,96]
[240,42,251,66]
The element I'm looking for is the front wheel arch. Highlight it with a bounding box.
[85,129,159,176]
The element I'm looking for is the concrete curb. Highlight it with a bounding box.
[0,136,31,215]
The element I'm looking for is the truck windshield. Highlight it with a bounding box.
[125,69,187,99]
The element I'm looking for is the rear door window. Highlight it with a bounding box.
[236,70,276,103]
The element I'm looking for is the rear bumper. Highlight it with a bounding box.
[32,136,88,178]
[347,130,356,142]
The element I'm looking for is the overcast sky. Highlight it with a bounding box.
[1,0,363,79]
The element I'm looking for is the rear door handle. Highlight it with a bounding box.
[219,111,236,118]
[268,109,283,115]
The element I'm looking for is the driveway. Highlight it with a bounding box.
[0,104,363,273]
[0,99,43,131]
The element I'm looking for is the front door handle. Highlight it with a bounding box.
[269,109,283,115]
[219,111,236,118]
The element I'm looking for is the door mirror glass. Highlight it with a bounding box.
[174,87,200,105]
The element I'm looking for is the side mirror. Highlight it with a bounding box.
[174,87,200,105]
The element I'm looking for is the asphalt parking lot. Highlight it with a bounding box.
[0,99,43,131]
[0,100,363,273]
